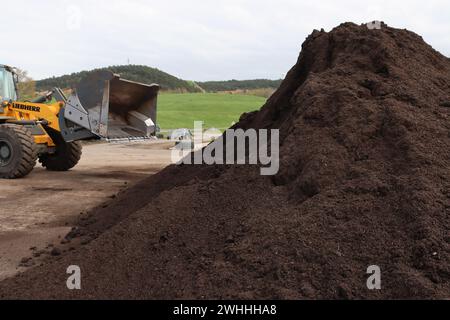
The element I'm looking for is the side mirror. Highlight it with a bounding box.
[13,73,19,100]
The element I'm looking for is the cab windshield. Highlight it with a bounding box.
[0,67,17,101]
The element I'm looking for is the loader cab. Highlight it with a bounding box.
[0,65,18,102]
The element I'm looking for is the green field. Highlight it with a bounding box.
[157,93,266,130]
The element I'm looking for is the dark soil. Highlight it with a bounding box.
[1,22,449,299]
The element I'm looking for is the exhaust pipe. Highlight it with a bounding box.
[63,70,159,140]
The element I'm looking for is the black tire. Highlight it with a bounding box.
[39,131,82,171]
[0,124,38,179]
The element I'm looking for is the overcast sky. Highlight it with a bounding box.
[2,0,449,81]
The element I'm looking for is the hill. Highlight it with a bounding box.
[36,65,283,94]
[36,65,201,93]
[198,79,283,92]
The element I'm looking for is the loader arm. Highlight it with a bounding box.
[1,100,63,146]
[5,101,61,130]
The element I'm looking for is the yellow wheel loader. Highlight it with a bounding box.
[0,65,159,179]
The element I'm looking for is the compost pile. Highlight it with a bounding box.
[1,22,449,299]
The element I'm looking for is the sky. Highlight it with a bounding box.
[1,0,449,81]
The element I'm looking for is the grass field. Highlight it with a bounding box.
[157,93,266,130]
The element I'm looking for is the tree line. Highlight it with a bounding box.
[36,65,201,93]
[33,65,283,94]
[198,79,282,92]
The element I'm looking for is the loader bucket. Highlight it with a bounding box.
[65,70,160,140]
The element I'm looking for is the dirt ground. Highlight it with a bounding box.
[0,140,173,280]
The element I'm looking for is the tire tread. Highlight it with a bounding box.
[0,124,38,179]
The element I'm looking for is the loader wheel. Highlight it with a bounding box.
[0,124,38,179]
[39,131,82,171]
